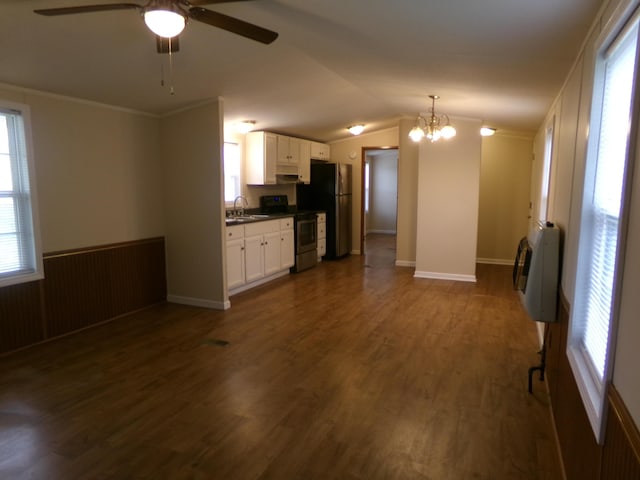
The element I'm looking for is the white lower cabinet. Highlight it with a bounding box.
[317,212,327,259]
[226,217,295,294]
[263,231,282,276]
[244,234,265,283]
[280,216,295,268]
[226,238,246,290]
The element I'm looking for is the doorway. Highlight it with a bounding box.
[360,147,399,263]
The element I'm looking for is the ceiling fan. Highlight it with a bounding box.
[34,0,279,53]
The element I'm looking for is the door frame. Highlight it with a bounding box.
[360,145,399,255]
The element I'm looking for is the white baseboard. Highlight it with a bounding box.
[395,260,416,267]
[167,294,229,310]
[414,271,477,283]
[476,257,513,266]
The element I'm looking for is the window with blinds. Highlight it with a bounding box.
[0,104,42,287]
[568,14,639,443]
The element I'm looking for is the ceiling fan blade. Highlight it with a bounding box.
[186,0,255,5]
[188,7,278,44]
[34,4,141,16]
[156,35,180,54]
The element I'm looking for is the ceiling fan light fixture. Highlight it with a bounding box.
[144,7,186,38]
[348,125,365,135]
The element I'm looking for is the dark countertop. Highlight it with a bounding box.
[225,212,294,227]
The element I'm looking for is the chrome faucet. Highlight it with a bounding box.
[233,195,248,217]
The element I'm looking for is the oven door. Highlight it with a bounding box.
[296,216,317,253]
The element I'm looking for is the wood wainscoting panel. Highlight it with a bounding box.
[551,292,602,480]
[602,385,640,479]
[0,237,166,355]
[0,280,44,352]
[43,238,167,337]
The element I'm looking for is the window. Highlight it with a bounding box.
[224,142,241,206]
[568,13,639,443]
[0,102,42,288]
[539,119,555,222]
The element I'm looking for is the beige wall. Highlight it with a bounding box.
[396,119,420,265]
[415,117,482,281]
[0,86,164,253]
[161,100,227,309]
[329,127,399,254]
[477,133,532,263]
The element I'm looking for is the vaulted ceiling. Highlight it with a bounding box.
[1,0,603,141]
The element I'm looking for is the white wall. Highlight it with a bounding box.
[0,86,164,253]
[414,118,482,281]
[161,100,227,309]
[367,151,398,234]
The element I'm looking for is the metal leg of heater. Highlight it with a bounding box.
[528,325,548,394]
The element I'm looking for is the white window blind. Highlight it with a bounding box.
[0,105,42,287]
[569,15,638,442]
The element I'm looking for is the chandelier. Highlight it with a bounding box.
[409,95,456,143]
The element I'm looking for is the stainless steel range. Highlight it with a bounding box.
[259,195,317,272]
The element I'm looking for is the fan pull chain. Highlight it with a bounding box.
[168,37,175,95]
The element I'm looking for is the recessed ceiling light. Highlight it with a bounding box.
[348,124,365,135]
[235,121,256,134]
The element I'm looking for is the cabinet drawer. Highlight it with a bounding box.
[226,225,244,240]
[317,212,326,223]
[317,222,326,238]
[244,219,280,237]
[280,217,294,230]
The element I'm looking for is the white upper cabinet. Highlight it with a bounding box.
[277,134,301,165]
[298,139,311,184]
[310,141,330,160]
[245,131,277,185]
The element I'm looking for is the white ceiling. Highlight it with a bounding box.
[1,0,603,142]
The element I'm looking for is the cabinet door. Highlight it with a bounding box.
[245,235,264,283]
[264,132,277,184]
[263,231,281,276]
[298,139,311,183]
[226,239,245,290]
[246,131,277,185]
[288,137,300,164]
[280,229,295,269]
[318,238,326,258]
[277,134,290,164]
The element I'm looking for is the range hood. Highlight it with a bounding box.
[276,173,300,184]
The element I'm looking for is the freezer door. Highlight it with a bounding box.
[338,163,352,195]
[335,194,352,257]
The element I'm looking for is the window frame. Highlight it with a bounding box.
[567,5,640,444]
[0,101,43,288]
[223,141,242,208]
[539,117,555,223]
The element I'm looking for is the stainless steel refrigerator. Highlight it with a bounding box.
[297,163,352,259]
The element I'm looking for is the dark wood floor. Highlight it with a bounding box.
[0,241,562,479]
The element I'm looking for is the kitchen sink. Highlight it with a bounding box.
[226,214,272,225]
